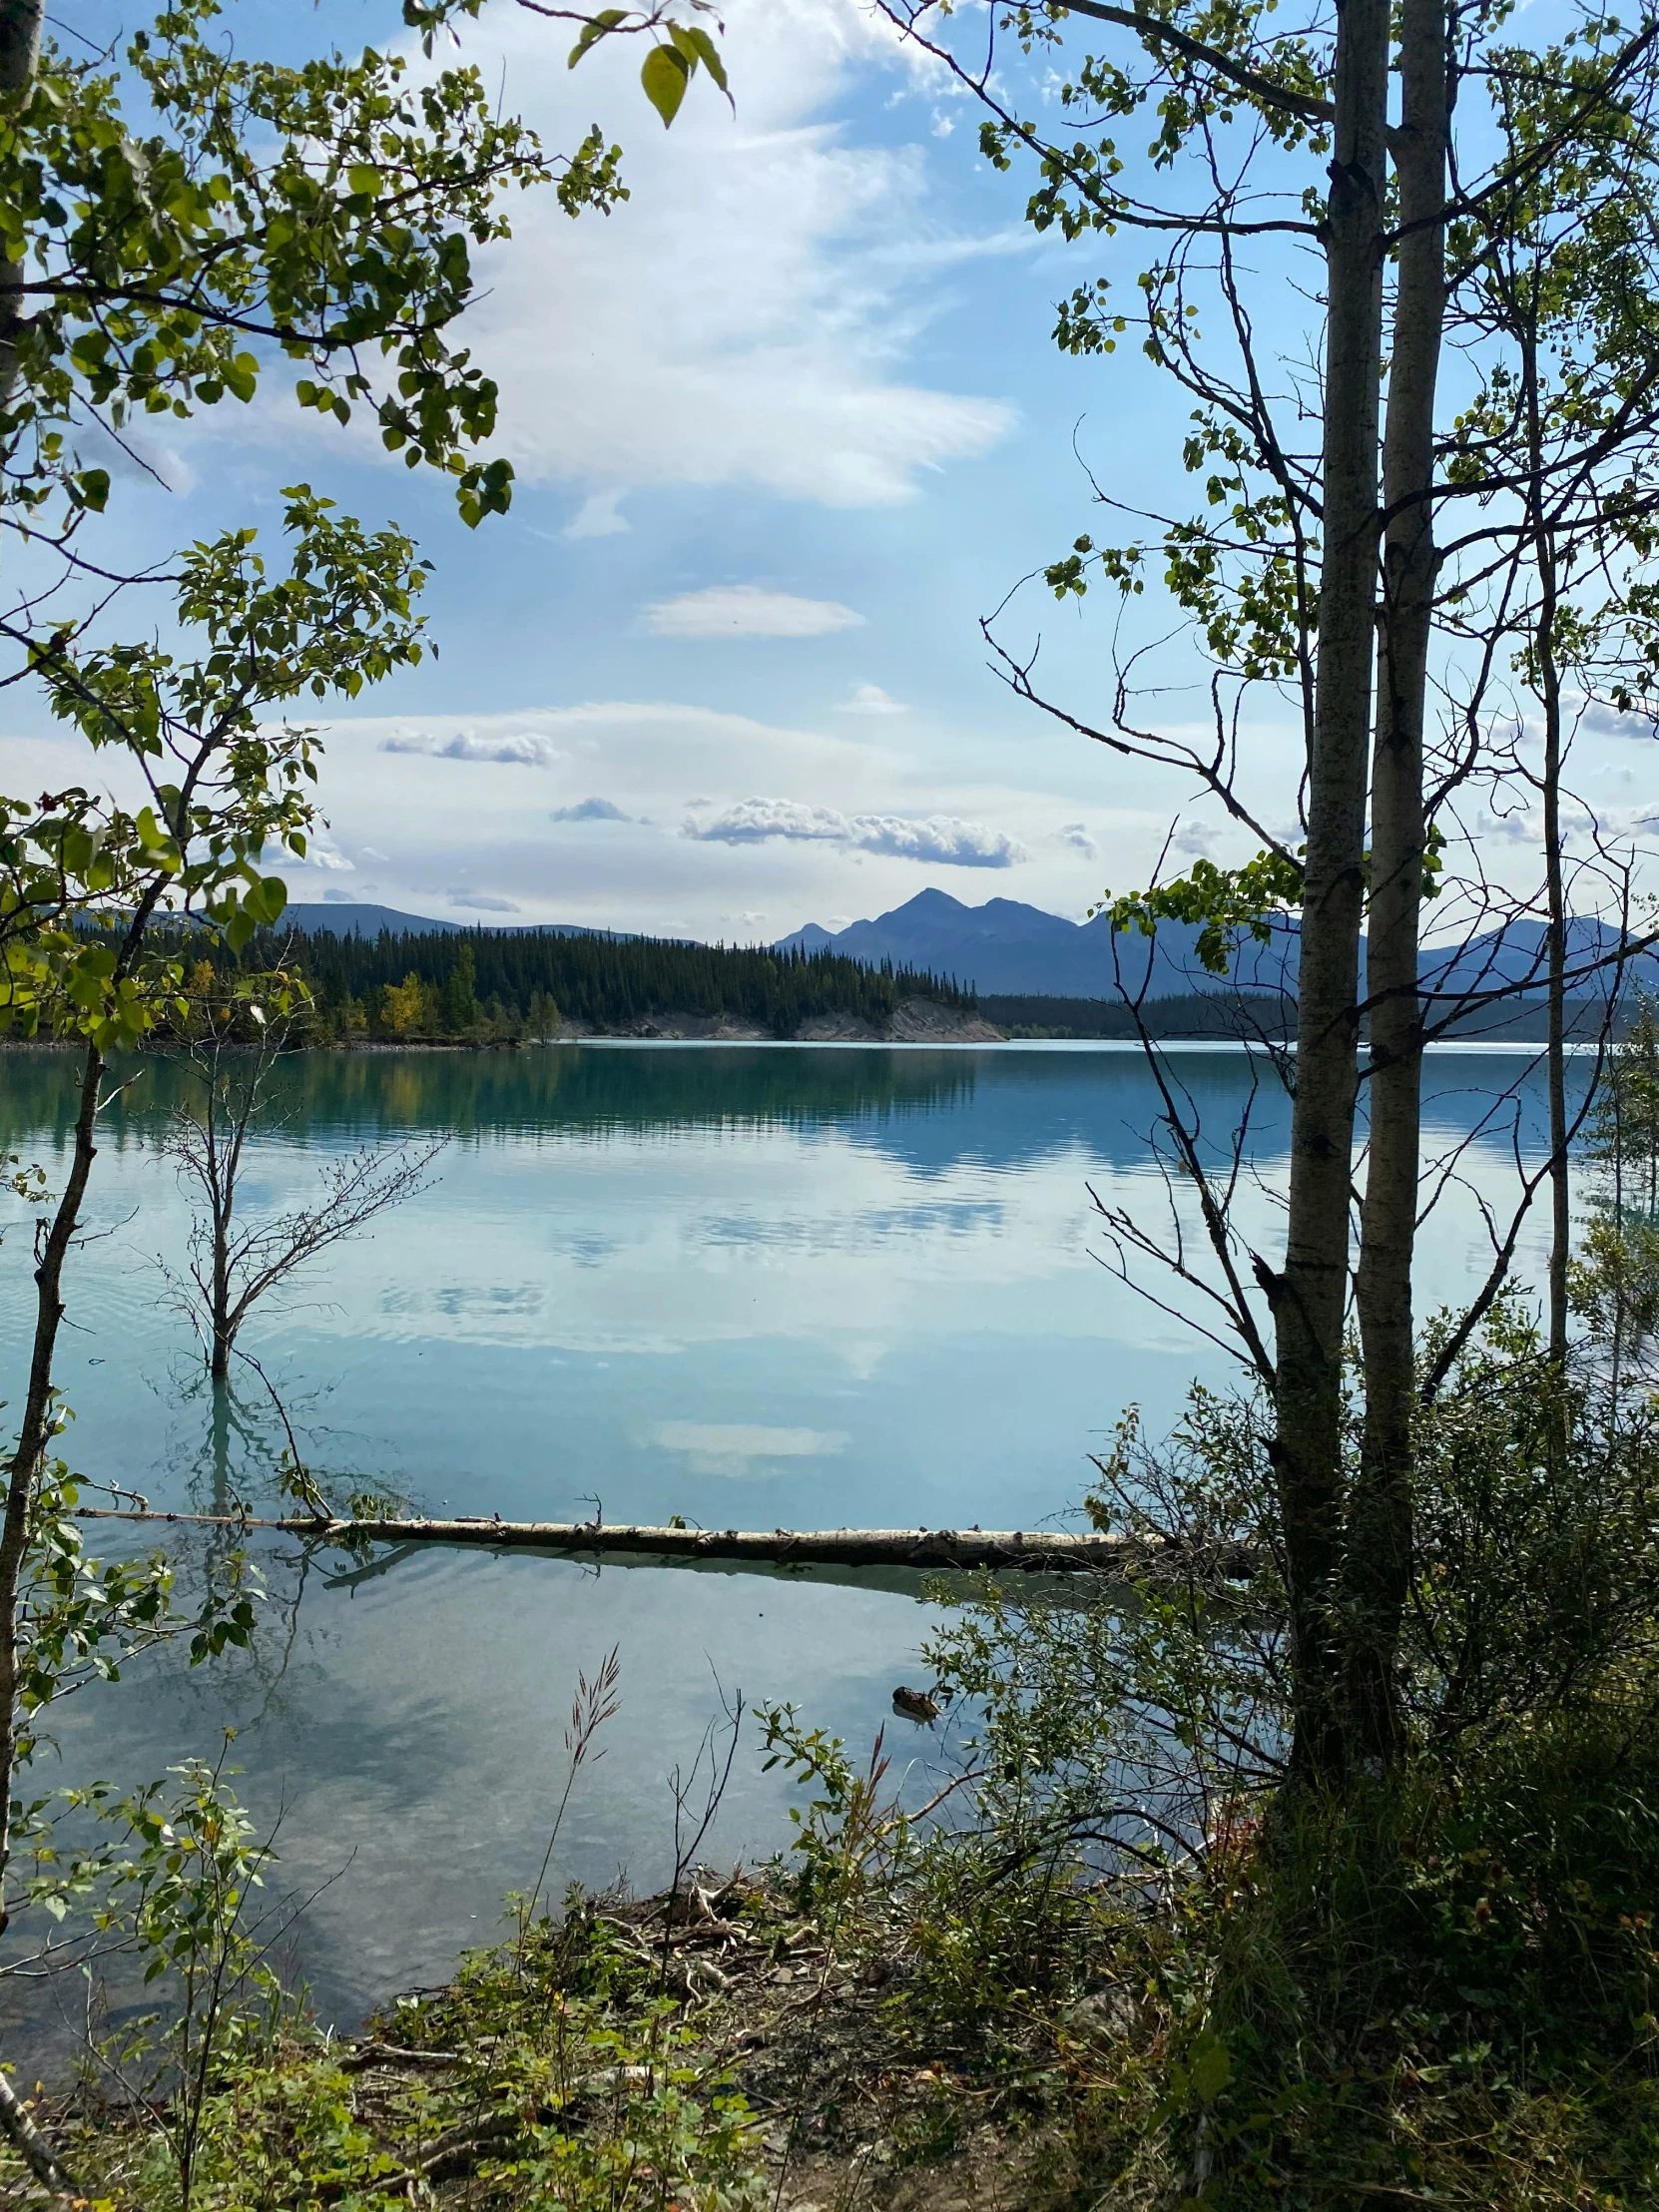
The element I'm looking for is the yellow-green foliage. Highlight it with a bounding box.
[3,1900,770,2210]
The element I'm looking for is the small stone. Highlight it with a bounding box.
[1063,1988,1140,2040]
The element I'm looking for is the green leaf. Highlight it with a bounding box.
[641,43,692,127]
[568,8,628,69]
[672,21,729,95]
[346,164,379,197]
[240,873,287,926]
[1188,2032,1232,2104]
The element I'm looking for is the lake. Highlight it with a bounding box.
[0,1040,1566,2029]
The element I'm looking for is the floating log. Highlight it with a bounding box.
[69,1508,1257,1580]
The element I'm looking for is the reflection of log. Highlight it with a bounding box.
[71,1507,1257,1580]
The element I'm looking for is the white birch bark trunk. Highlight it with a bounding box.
[1350,0,1449,1764]
[1274,0,1391,1781]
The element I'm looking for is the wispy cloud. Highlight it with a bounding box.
[1580,699,1659,740]
[654,1420,848,1476]
[1058,821,1096,857]
[684,795,1025,867]
[382,730,565,767]
[644,585,864,640]
[449,889,521,912]
[409,0,1018,510]
[836,681,906,715]
[551,797,635,824]
[564,489,628,540]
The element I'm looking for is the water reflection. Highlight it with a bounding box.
[0,1041,1569,2032]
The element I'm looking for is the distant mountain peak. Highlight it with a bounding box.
[898,886,971,914]
[774,887,1280,997]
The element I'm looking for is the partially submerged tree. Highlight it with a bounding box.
[162,994,442,1382]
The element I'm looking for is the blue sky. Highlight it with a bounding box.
[10,0,1652,938]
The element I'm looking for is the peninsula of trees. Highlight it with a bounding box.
[178,923,992,1044]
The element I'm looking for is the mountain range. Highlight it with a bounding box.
[281,891,1659,1007]
[281,902,641,942]
[778,889,1659,1005]
[777,889,1296,998]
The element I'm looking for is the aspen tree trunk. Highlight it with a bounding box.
[1350,0,1449,1765]
[1525,322,1572,1420]
[0,1040,103,1925]
[1274,0,1390,1783]
[0,36,83,2196]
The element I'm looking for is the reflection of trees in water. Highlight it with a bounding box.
[146,1374,363,1730]
[2,1043,987,1148]
[4,1037,1578,1197]
[0,1040,1299,1185]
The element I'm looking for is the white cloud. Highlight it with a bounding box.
[1580,700,1659,740]
[448,889,521,912]
[381,730,565,767]
[836,681,907,715]
[306,841,355,872]
[190,702,1134,934]
[644,585,863,639]
[654,1420,848,1476]
[551,797,634,823]
[684,796,1025,867]
[77,414,197,496]
[397,0,1016,508]
[1058,821,1096,856]
[565,489,629,540]
[1475,796,1659,848]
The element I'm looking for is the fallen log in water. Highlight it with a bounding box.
[70,1507,1258,1579]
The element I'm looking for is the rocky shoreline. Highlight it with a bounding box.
[0,998,1007,1052]
[552,997,1006,1044]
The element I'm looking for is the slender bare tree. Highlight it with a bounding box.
[163,1002,443,1382]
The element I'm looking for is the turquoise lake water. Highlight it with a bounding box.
[0,1041,1565,2027]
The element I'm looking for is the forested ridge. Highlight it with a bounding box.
[185,923,977,1042]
